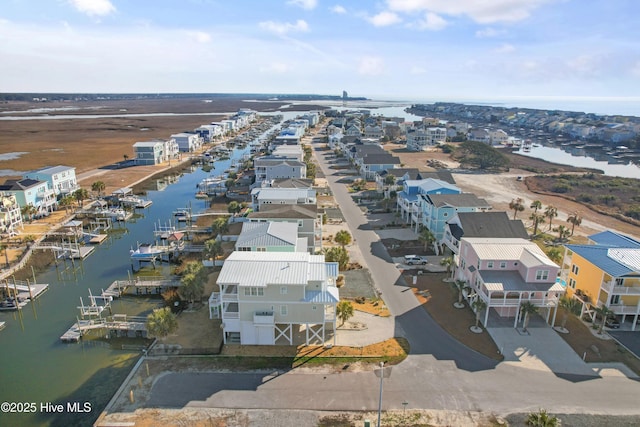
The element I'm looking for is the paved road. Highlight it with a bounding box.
[144,128,640,417]
[311,140,496,371]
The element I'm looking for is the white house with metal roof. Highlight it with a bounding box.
[250,187,316,211]
[456,237,564,328]
[209,251,339,345]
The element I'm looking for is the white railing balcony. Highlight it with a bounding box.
[601,280,615,293]
[223,311,239,319]
[208,292,220,306]
[608,304,640,315]
[487,296,560,307]
[253,311,274,324]
[612,286,640,295]
[221,287,239,302]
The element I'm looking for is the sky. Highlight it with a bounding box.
[1,0,640,102]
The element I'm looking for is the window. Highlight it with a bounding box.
[535,270,549,280]
[500,261,507,269]
[571,265,579,275]
[568,278,576,289]
[280,286,288,295]
[460,259,466,270]
[611,295,621,305]
[312,305,317,310]
[280,305,288,316]
[257,247,266,252]
[244,287,264,296]
[487,261,494,268]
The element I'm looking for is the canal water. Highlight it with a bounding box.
[0,145,251,427]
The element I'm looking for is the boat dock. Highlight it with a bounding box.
[60,315,148,343]
[1,279,49,311]
[33,241,95,259]
[103,276,181,297]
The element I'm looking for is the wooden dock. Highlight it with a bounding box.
[60,315,148,343]
[103,277,181,297]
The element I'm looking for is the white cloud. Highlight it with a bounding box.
[368,11,402,27]
[410,66,427,74]
[494,43,515,53]
[259,19,309,35]
[68,0,116,17]
[475,27,506,38]
[631,61,640,78]
[358,56,385,75]
[566,54,603,78]
[414,12,447,30]
[287,0,317,10]
[386,0,554,24]
[188,31,211,43]
[330,5,347,14]
[260,62,290,73]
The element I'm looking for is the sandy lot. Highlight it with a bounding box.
[382,142,640,239]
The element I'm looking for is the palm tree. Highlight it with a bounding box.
[566,212,582,236]
[146,307,178,339]
[529,212,545,236]
[123,154,129,162]
[21,204,36,222]
[526,409,560,427]
[178,261,206,307]
[204,239,223,260]
[334,230,352,248]
[509,197,525,219]
[418,227,435,252]
[227,201,242,215]
[440,256,454,280]
[91,181,106,197]
[0,243,10,268]
[73,188,89,208]
[58,195,75,213]
[593,305,615,335]
[520,301,538,332]
[557,296,581,331]
[336,300,354,326]
[452,280,469,309]
[554,225,571,241]
[544,205,558,231]
[530,200,542,215]
[471,299,487,331]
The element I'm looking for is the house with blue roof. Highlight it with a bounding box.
[562,231,640,330]
[397,178,461,231]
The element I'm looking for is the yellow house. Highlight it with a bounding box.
[562,231,640,331]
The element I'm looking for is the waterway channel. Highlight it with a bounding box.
[0,144,251,427]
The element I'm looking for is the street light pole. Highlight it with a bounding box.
[377,361,384,427]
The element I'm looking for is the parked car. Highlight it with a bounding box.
[404,255,428,265]
[605,317,620,329]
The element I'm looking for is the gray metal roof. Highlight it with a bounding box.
[427,193,490,209]
[218,252,334,287]
[304,288,339,304]
[236,222,298,248]
[464,238,557,267]
[480,270,560,293]
[248,204,317,219]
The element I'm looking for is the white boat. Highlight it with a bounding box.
[0,321,5,330]
[130,243,168,260]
